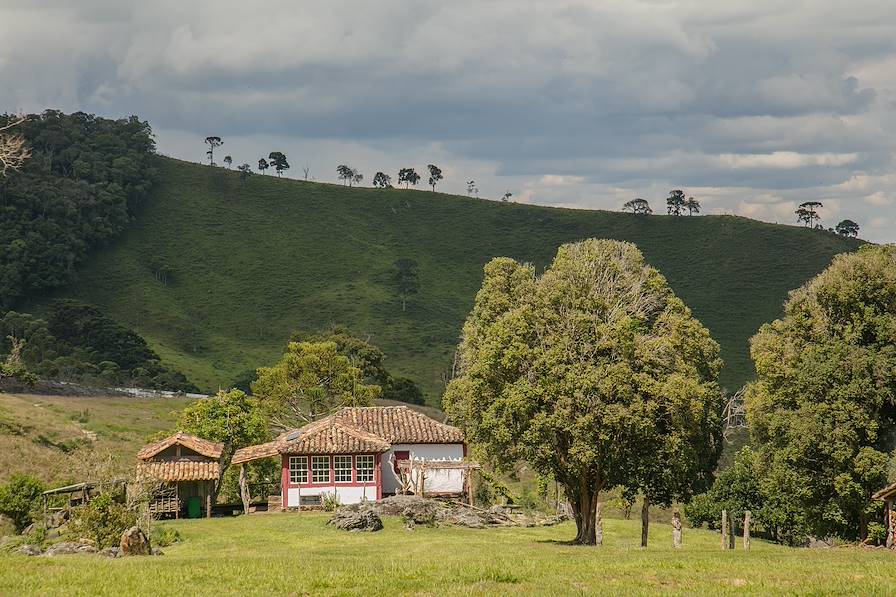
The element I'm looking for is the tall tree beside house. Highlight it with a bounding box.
[251,341,380,430]
[176,388,269,501]
[204,136,223,166]
[268,151,289,177]
[667,189,686,216]
[427,164,443,191]
[443,239,723,545]
[390,258,420,312]
[746,245,896,542]
[622,198,652,214]
[835,219,860,237]
[257,157,269,175]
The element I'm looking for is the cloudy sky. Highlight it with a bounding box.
[3,1,896,241]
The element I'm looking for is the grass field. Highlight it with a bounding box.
[31,157,863,402]
[0,393,192,484]
[3,512,893,596]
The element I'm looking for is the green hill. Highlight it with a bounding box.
[33,156,862,403]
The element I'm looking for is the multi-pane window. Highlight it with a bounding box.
[356,454,375,483]
[334,455,353,482]
[289,456,308,484]
[312,455,331,483]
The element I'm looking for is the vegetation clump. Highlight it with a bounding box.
[0,474,44,533]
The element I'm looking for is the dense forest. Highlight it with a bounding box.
[0,110,158,307]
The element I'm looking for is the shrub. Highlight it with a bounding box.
[322,493,341,512]
[0,474,44,533]
[866,522,887,546]
[69,493,137,549]
[153,525,181,547]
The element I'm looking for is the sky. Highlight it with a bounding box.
[3,1,896,241]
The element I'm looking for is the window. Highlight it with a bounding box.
[312,455,331,483]
[289,456,308,484]
[334,455,353,483]
[356,454,375,483]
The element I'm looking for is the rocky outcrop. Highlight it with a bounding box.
[15,544,42,556]
[327,510,384,532]
[45,541,97,556]
[119,526,151,556]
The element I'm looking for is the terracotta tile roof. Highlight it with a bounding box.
[231,407,464,464]
[136,461,221,481]
[334,406,465,444]
[137,433,224,460]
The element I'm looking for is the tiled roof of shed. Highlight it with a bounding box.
[136,461,221,481]
[334,406,465,444]
[137,433,224,460]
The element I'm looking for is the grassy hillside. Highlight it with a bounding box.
[0,393,191,484]
[6,513,896,595]
[34,157,862,402]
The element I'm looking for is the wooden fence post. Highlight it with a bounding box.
[721,510,728,549]
[641,497,650,547]
[743,510,751,551]
[595,501,603,546]
[239,464,251,515]
[672,509,682,549]
[887,501,894,549]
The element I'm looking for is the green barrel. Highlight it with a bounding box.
[187,496,202,519]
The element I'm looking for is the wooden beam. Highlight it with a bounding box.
[206,482,212,518]
[239,464,251,515]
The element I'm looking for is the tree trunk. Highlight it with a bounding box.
[721,510,728,549]
[239,464,251,515]
[569,483,599,545]
[641,496,650,547]
[743,510,751,550]
[595,501,603,546]
[860,511,868,542]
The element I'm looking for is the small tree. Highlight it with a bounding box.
[257,158,269,175]
[0,473,44,533]
[667,189,686,216]
[685,197,700,215]
[390,258,420,312]
[0,336,37,385]
[237,163,252,185]
[337,165,353,185]
[352,170,363,186]
[372,172,392,188]
[398,168,420,188]
[252,341,380,429]
[268,151,289,177]
[204,136,223,166]
[427,164,443,191]
[466,180,478,196]
[176,388,268,501]
[835,219,859,237]
[501,191,513,202]
[795,201,822,227]
[622,198,652,214]
[223,155,232,169]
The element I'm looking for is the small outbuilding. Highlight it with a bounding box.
[136,432,223,518]
[873,481,896,548]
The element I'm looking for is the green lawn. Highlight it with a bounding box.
[30,157,863,402]
[3,513,893,595]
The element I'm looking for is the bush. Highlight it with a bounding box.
[0,474,44,533]
[866,522,887,546]
[153,525,181,547]
[322,493,341,512]
[69,493,136,549]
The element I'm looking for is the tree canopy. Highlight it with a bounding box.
[427,164,443,191]
[268,152,289,177]
[747,244,896,541]
[251,341,380,429]
[398,168,420,188]
[444,239,723,544]
[622,198,652,214]
[372,172,392,188]
[666,190,686,216]
[176,388,269,498]
[835,219,860,237]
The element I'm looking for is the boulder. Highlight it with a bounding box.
[16,544,42,556]
[98,546,121,558]
[47,510,69,528]
[119,526,151,556]
[45,541,96,556]
[327,510,383,532]
[401,500,442,527]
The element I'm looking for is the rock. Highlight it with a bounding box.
[98,547,120,558]
[47,510,69,528]
[45,541,94,556]
[401,500,442,527]
[151,548,164,556]
[21,523,36,536]
[327,510,383,532]
[46,528,61,541]
[16,544,42,556]
[119,526,152,556]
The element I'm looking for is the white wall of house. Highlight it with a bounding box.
[286,484,377,506]
[380,443,465,494]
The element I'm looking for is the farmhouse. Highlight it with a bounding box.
[233,406,467,508]
[135,432,224,518]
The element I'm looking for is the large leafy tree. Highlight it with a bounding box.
[666,189,686,216]
[747,245,896,541]
[176,388,269,500]
[835,219,860,237]
[204,136,223,165]
[252,341,380,429]
[622,198,652,214]
[268,151,289,177]
[444,239,723,545]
